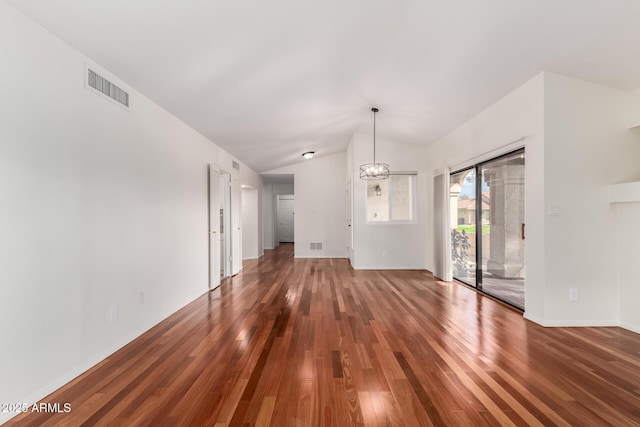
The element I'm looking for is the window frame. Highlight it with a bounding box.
[365,172,418,224]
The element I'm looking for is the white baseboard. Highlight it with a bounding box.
[351,265,427,270]
[619,321,640,335]
[0,290,211,425]
[523,312,617,328]
[522,312,545,326]
[294,255,347,259]
[0,328,146,424]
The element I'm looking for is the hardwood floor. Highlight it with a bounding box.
[7,243,640,426]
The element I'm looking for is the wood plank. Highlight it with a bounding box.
[6,243,640,426]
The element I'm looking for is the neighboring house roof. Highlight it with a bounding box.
[457,198,490,210]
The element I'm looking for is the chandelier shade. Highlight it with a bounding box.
[360,162,390,180]
[360,107,389,180]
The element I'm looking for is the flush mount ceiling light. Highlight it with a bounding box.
[302,151,315,160]
[360,107,389,180]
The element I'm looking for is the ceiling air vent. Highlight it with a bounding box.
[232,161,240,171]
[86,68,129,108]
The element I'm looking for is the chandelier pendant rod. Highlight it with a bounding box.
[372,107,378,163]
[373,108,376,163]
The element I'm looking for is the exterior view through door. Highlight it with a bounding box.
[450,149,525,309]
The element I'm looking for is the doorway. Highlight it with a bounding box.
[241,187,259,260]
[209,165,221,290]
[450,149,525,309]
[276,195,294,244]
[219,170,232,280]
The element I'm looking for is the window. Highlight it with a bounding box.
[366,174,416,222]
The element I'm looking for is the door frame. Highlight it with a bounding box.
[450,147,525,308]
[208,165,221,290]
[219,170,232,280]
[276,194,295,244]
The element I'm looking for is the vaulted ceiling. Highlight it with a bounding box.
[8,0,640,172]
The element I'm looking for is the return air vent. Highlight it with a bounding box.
[310,242,323,250]
[86,68,129,108]
[232,161,240,171]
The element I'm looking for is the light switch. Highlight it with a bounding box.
[548,205,561,217]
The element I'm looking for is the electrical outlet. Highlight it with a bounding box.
[382,250,388,258]
[569,288,578,302]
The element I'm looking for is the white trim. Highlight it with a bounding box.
[0,289,215,424]
[389,170,418,175]
[523,312,618,328]
[352,265,427,270]
[449,138,526,173]
[608,182,640,203]
[523,312,545,326]
[294,255,348,259]
[365,173,418,224]
[619,322,640,335]
[0,313,172,423]
[442,166,452,281]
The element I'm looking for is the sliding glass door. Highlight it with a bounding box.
[450,149,525,309]
[450,168,477,287]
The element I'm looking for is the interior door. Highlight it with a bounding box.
[346,177,353,262]
[231,174,242,275]
[209,165,221,289]
[220,171,231,280]
[277,196,295,243]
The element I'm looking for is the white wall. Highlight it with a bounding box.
[0,3,259,422]
[424,74,545,318]
[346,141,355,263]
[240,163,263,257]
[616,203,640,333]
[617,91,640,332]
[242,188,259,260]
[349,134,428,269]
[262,182,274,249]
[628,89,640,128]
[273,183,295,195]
[231,175,242,274]
[264,154,346,258]
[424,71,640,330]
[543,72,640,326]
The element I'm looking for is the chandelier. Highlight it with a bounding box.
[359,107,389,180]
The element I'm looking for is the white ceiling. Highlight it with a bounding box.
[8,0,640,172]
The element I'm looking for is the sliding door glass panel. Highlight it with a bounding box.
[479,151,525,309]
[450,169,476,286]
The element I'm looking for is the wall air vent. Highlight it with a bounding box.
[86,68,129,109]
[232,161,240,171]
[310,242,323,250]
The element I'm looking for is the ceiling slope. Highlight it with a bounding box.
[7,0,640,171]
